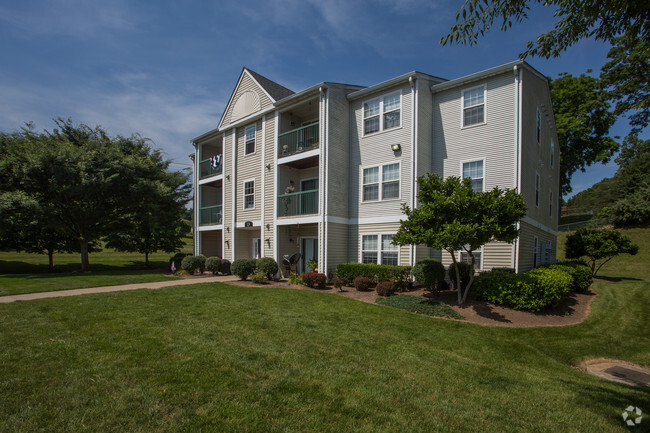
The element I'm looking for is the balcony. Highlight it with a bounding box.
[278,123,319,158]
[199,205,222,226]
[277,189,318,217]
[199,157,223,179]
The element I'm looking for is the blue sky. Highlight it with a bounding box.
[0,0,644,197]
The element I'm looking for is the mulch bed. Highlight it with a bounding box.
[223,278,597,328]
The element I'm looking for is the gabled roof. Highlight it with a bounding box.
[246,68,295,101]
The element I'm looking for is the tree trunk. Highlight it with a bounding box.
[449,251,463,305]
[80,238,91,272]
[145,250,149,267]
[48,248,55,273]
[462,252,476,304]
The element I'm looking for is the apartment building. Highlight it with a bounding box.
[191,60,560,276]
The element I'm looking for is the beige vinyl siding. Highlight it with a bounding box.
[263,115,275,258]
[517,221,555,272]
[277,224,318,271]
[326,222,350,275]
[350,223,410,266]
[234,228,261,260]
[200,230,222,258]
[222,72,274,126]
[223,130,234,260]
[236,120,262,222]
[483,241,514,269]
[326,87,351,219]
[433,72,516,189]
[349,83,412,220]
[520,69,560,231]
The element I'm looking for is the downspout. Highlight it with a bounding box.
[273,110,279,264]
[231,128,237,260]
[409,76,417,267]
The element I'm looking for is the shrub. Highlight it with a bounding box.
[335,263,411,289]
[565,227,639,276]
[548,261,593,292]
[412,258,446,292]
[331,277,344,291]
[610,185,650,227]
[256,257,279,280]
[170,252,190,271]
[354,276,372,291]
[174,269,188,276]
[250,270,267,284]
[306,259,318,271]
[375,281,395,297]
[448,262,473,290]
[288,273,303,285]
[220,259,231,275]
[303,272,327,289]
[231,259,257,280]
[181,255,206,275]
[205,256,221,275]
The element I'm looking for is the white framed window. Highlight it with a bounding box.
[460,246,483,270]
[363,91,401,135]
[462,84,485,127]
[536,109,541,144]
[362,234,398,265]
[550,139,555,167]
[535,173,540,207]
[243,179,255,210]
[362,162,400,202]
[549,190,553,217]
[533,237,539,268]
[245,125,256,155]
[462,159,484,192]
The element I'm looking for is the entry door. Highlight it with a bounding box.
[302,237,318,273]
[252,238,261,259]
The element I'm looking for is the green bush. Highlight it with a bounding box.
[412,258,446,292]
[610,185,650,226]
[548,261,593,292]
[473,268,572,312]
[448,262,473,290]
[335,263,411,289]
[256,257,279,280]
[565,227,639,277]
[205,256,221,275]
[302,272,327,289]
[375,281,395,297]
[170,253,190,271]
[250,270,267,284]
[354,276,372,291]
[181,255,206,275]
[231,259,257,281]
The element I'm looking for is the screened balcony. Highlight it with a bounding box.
[277,189,318,217]
[278,123,319,158]
[199,205,222,226]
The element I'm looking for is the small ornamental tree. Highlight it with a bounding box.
[565,228,639,277]
[393,174,527,305]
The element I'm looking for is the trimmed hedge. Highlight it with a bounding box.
[205,256,221,275]
[547,261,593,292]
[256,257,279,280]
[231,259,257,281]
[170,253,191,271]
[303,272,327,289]
[336,263,411,290]
[449,262,473,290]
[412,258,446,292]
[473,267,572,312]
[181,255,206,275]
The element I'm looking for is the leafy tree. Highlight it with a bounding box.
[549,72,619,195]
[610,185,650,227]
[440,0,649,59]
[565,227,639,277]
[600,33,650,136]
[393,174,527,305]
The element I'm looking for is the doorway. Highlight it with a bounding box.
[302,237,318,273]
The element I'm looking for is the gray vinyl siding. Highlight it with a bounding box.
[264,115,275,258]
[236,120,262,222]
[200,185,221,207]
[223,130,234,260]
[326,87,351,219]
[277,224,318,271]
[349,83,412,220]
[326,222,350,275]
[432,72,516,190]
[417,79,434,177]
[222,72,273,126]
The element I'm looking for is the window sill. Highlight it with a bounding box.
[461,122,487,130]
[362,125,403,139]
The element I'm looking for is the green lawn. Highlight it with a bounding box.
[0,229,647,432]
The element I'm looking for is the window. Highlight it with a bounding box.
[550,139,555,167]
[462,85,485,127]
[535,173,540,207]
[536,109,541,144]
[549,190,553,217]
[244,180,255,209]
[533,237,539,268]
[362,163,400,202]
[363,91,401,135]
[245,125,256,155]
[462,160,484,192]
[362,234,398,265]
[460,247,482,270]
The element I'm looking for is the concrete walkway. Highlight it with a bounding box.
[0,275,240,304]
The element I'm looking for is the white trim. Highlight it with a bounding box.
[235,220,262,228]
[273,110,279,263]
[410,77,417,268]
[197,224,224,232]
[514,67,523,272]
[461,83,487,129]
[321,87,328,275]
[217,69,277,131]
[198,174,223,185]
[360,161,402,203]
[220,106,276,132]
[535,172,540,208]
[458,245,484,271]
[549,190,553,218]
[222,134,227,257]
[244,69,277,104]
[231,128,237,260]
[460,157,486,192]
[243,178,256,211]
[359,233,400,265]
[276,216,320,226]
[244,124,257,155]
[536,108,541,145]
[522,216,558,236]
[361,90,402,137]
[277,147,320,165]
[327,215,403,225]
[261,115,266,258]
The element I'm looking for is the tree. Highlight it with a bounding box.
[0,118,188,272]
[440,0,649,59]
[600,33,650,136]
[549,73,619,195]
[565,228,639,277]
[393,174,527,305]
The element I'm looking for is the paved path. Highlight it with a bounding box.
[0,275,240,304]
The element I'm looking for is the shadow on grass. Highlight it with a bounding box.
[594,275,643,283]
[0,260,170,275]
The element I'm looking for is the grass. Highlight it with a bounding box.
[0,240,191,296]
[376,294,464,320]
[0,228,647,431]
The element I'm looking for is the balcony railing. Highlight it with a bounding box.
[277,189,318,217]
[278,123,319,158]
[199,205,222,226]
[199,156,223,179]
